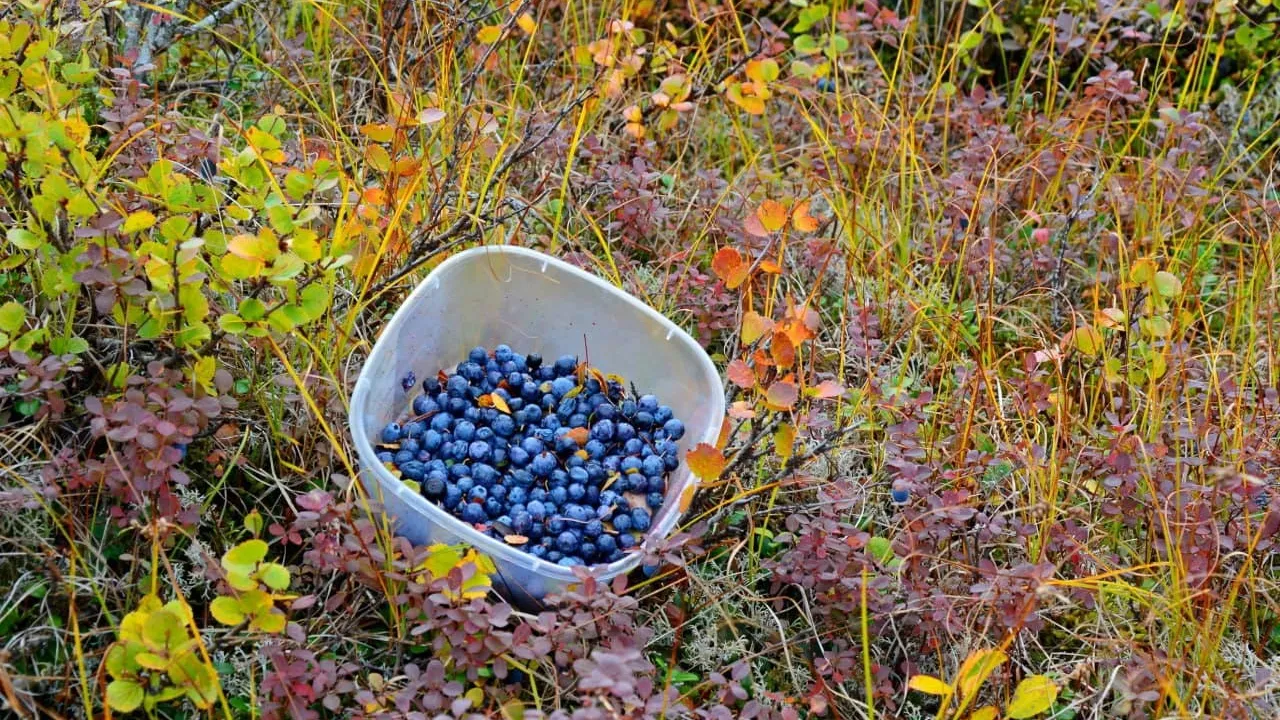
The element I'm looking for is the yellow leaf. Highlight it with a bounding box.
[774,422,795,460]
[121,210,157,234]
[677,483,697,512]
[686,443,725,482]
[757,200,788,232]
[741,311,774,345]
[492,394,511,414]
[908,674,952,696]
[477,24,503,43]
[956,648,1007,700]
[516,13,537,34]
[712,246,750,288]
[250,609,287,634]
[745,58,780,83]
[1005,675,1058,719]
[1064,325,1104,357]
[969,706,1000,720]
[210,596,246,625]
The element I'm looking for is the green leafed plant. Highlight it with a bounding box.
[209,539,292,634]
[103,595,221,714]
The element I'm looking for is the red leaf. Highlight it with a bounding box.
[764,381,799,410]
[727,360,755,388]
[770,330,796,368]
[727,400,756,419]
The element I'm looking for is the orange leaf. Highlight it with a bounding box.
[491,394,511,414]
[770,330,796,367]
[716,416,731,450]
[764,381,799,410]
[686,443,726,482]
[757,200,788,233]
[726,359,755,388]
[810,380,843,399]
[775,422,795,460]
[678,484,697,512]
[360,123,396,143]
[477,394,495,408]
[727,400,756,419]
[741,311,774,345]
[711,247,750,288]
[791,199,821,232]
[757,259,783,274]
[567,427,590,446]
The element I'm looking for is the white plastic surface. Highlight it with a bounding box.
[349,246,725,605]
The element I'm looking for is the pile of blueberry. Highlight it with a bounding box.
[372,345,686,568]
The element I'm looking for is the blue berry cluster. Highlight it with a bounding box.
[372,345,687,569]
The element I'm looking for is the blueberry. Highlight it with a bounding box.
[618,532,636,549]
[816,76,836,92]
[486,370,504,388]
[596,534,617,555]
[468,486,488,503]
[590,419,616,442]
[594,404,616,421]
[568,466,590,485]
[555,434,579,455]
[394,450,415,465]
[526,353,542,369]
[444,483,462,508]
[620,399,637,418]
[507,486,527,505]
[550,469,569,487]
[529,487,547,502]
[538,366,556,381]
[623,438,644,455]
[528,500,547,520]
[621,457,643,474]
[530,545,548,559]
[531,451,557,477]
[580,542,597,561]
[891,487,910,504]
[616,423,636,442]
[558,556,583,567]
[641,455,665,477]
[472,463,497,486]
[427,459,446,474]
[492,415,516,437]
[508,397,524,412]
[509,468,534,487]
[551,376,576,398]
[508,446,531,467]
[547,517,567,534]
[484,498,504,518]
[400,461,426,481]
[462,503,487,525]
[634,411,655,429]
[381,422,402,443]
[630,507,651,532]
[599,490,621,510]
[565,504,592,523]
[448,397,470,415]
[450,464,472,481]
[469,441,492,463]
[568,413,588,428]
[512,511,532,534]
[412,395,438,416]
[556,531,579,553]
[603,455,621,473]
[613,513,633,533]
[429,413,453,432]
[419,430,441,452]
[424,473,447,497]
[553,355,577,376]
[422,377,441,395]
[468,346,488,364]
[568,483,586,502]
[476,426,495,442]
[584,519,603,539]
[521,381,541,402]
[495,344,514,363]
[549,486,568,506]
[647,491,664,509]
[547,550,563,562]
[521,436,545,455]
[446,375,469,397]
[655,406,674,424]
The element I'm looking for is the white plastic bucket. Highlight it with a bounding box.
[349,246,725,605]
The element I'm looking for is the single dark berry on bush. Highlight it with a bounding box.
[596,534,617,555]
[631,507,651,532]
[461,502,487,525]
[891,486,910,504]
[647,491,664,509]
[662,418,685,440]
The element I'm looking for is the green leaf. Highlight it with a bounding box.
[1006,675,1059,718]
[7,228,42,250]
[1068,325,1104,357]
[793,34,820,55]
[867,536,894,564]
[284,170,314,200]
[238,298,268,321]
[258,562,290,591]
[222,539,268,573]
[1153,270,1183,298]
[106,679,145,712]
[217,314,248,334]
[210,596,246,625]
[0,302,25,333]
[299,283,329,320]
[160,216,194,242]
[958,29,983,50]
